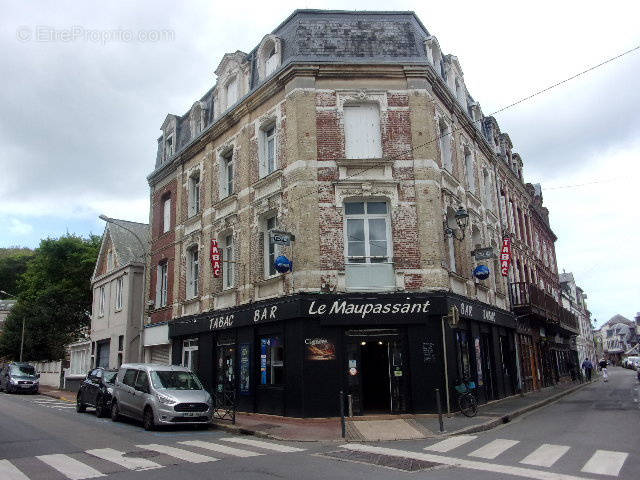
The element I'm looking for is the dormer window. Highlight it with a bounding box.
[226,76,238,109]
[265,45,278,77]
[258,35,282,81]
[164,135,174,160]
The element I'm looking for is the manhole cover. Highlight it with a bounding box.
[123,450,162,459]
[321,450,444,472]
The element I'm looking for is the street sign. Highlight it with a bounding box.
[269,230,295,246]
[471,247,494,261]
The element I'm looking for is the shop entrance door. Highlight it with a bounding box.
[360,341,390,412]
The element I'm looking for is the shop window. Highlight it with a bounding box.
[260,336,283,385]
[344,201,390,264]
[344,104,382,159]
[182,338,199,371]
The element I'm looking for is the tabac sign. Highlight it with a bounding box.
[500,237,512,277]
[210,240,222,278]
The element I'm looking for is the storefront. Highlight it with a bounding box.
[168,292,517,418]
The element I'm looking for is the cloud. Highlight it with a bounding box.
[8,218,34,235]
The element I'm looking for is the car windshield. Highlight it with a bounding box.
[150,370,203,390]
[103,371,117,384]
[10,365,35,376]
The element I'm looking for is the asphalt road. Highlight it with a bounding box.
[0,367,638,479]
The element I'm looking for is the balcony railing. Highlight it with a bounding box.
[345,261,395,292]
[509,282,579,333]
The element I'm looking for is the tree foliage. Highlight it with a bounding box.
[0,248,35,296]
[0,235,101,361]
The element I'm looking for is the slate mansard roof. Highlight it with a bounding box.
[92,219,150,281]
[152,10,432,171]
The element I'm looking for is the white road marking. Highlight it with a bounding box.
[136,444,217,463]
[37,454,105,479]
[179,440,263,457]
[341,444,593,480]
[219,437,305,453]
[86,448,162,471]
[0,460,30,480]
[469,439,520,459]
[424,435,477,453]
[581,450,628,476]
[520,444,570,468]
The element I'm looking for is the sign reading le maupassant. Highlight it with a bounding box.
[210,240,222,278]
[307,297,439,325]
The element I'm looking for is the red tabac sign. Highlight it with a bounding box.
[500,237,511,277]
[210,240,222,278]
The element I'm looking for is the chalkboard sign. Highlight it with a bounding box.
[422,342,436,364]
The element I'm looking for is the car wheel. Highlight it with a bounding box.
[110,401,121,422]
[95,397,106,418]
[143,407,155,431]
[76,394,86,413]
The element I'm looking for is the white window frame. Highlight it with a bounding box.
[439,119,452,173]
[264,215,279,277]
[188,172,200,217]
[162,196,171,233]
[260,124,277,177]
[115,277,123,311]
[182,338,198,370]
[223,233,234,289]
[98,285,105,317]
[220,150,234,198]
[187,246,199,299]
[343,103,382,159]
[343,201,392,264]
[157,262,168,308]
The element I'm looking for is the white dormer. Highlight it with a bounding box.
[214,51,249,115]
[257,34,282,81]
[189,101,206,138]
[160,114,178,162]
[424,36,445,79]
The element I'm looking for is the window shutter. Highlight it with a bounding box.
[344,104,382,159]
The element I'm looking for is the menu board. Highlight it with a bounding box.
[422,342,436,364]
[305,338,336,361]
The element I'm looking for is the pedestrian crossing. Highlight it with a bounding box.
[343,436,632,478]
[0,437,306,479]
[29,397,75,410]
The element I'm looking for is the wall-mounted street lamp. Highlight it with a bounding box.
[443,206,469,241]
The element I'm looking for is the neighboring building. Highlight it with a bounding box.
[63,329,91,392]
[597,314,637,364]
[0,299,16,332]
[145,10,577,417]
[560,272,595,366]
[90,219,149,369]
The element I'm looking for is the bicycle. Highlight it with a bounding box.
[454,379,478,417]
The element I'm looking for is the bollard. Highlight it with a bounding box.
[435,388,445,433]
[347,394,353,417]
[339,390,346,438]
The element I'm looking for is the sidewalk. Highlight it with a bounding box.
[214,379,595,442]
[39,385,75,402]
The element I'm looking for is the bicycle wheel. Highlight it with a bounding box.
[458,393,478,417]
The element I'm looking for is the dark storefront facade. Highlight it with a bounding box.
[169,292,517,418]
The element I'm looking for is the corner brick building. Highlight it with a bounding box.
[144,10,578,417]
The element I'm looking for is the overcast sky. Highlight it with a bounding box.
[1,0,638,326]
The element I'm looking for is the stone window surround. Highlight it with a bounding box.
[256,34,282,81]
[255,110,280,178]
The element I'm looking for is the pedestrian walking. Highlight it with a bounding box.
[581,358,593,381]
[598,359,608,382]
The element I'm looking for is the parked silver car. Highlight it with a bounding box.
[110,363,213,431]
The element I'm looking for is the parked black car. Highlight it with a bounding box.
[76,368,118,417]
[0,362,39,394]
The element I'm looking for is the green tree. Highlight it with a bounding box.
[0,248,35,296]
[0,235,101,360]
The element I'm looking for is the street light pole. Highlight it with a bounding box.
[99,215,147,363]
